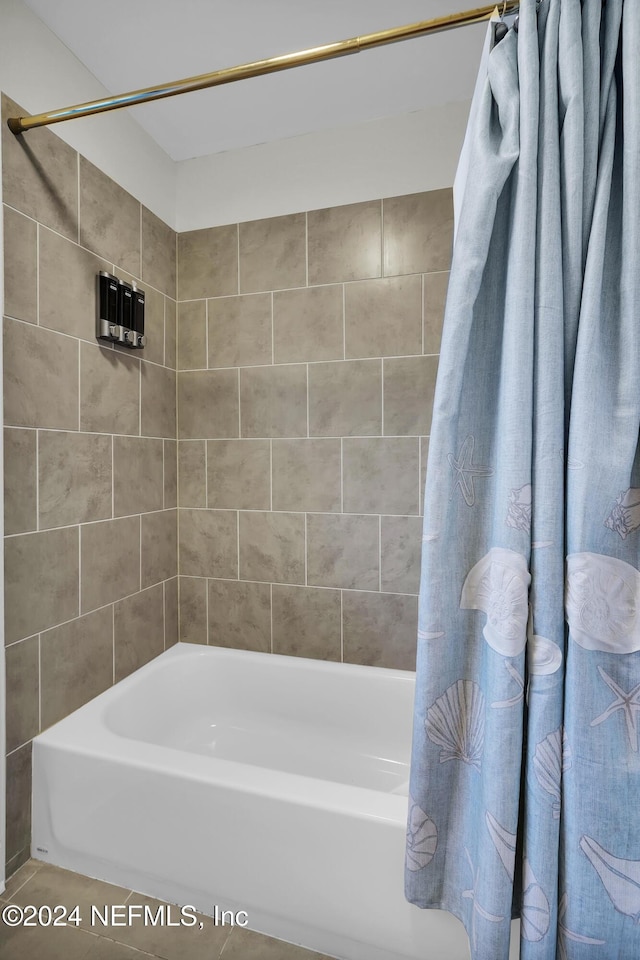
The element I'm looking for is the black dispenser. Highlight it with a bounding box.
[96,271,119,341]
[131,283,146,348]
[95,272,145,349]
[118,279,134,344]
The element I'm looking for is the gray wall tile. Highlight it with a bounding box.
[178,440,206,507]
[39,431,112,529]
[207,439,270,510]
[6,636,39,752]
[141,206,176,298]
[164,577,179,647]
[113,436,163,517]
[178,224,238,300]
[179,508,238,578]
[141,509,177,588]
[208,579,271,652]
[307,513,378,590]
[272,584,341,661]
[273,285,343,363]
[381,515,422,595]
[39,226,110,341]
[179,576,208,644]
[6,742,31,863]
[239,213,306,293]
[308,358,381,438]
[165,297,177,370]
[209,293,272,368]
[239,511,305,584]
[79,156,141,276]
[4,318,78,430]
[114,584,164,682]
[272,439,341,512]
[80,343,139,436]
[343,591,418,670]
[140,286,165,367]
[178,369,239,439]
[40,606,113,729]
[424,271,449,354]
[2,94,77,240]
[80,517,140,613]
[421,437,429,515]
[383,189,454,276]
[240,365,307,438]
[164,439,177,508]
[345,275,422,359]
[4,428,37,536]
[343,437,419,515]
[5,527,79,644]
[178,300,207,370]
[308,201,381,284]
[141,363,176,439]
[383,355,438,437]
[3,206,36,323]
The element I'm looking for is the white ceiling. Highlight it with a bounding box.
[21,0,487,163]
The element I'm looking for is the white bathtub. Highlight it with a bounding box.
[31,643,471,960]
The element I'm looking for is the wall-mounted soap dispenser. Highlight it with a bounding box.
[96,271,145,349]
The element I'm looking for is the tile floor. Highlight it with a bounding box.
[0,860,334,960]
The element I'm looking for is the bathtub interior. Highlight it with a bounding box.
[102,645,414,793]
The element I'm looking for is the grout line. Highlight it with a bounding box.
[304,513,308,586]
[237,368,242,437]
[177,573,181,643]
[205,297,209,369]
[381,359,385,436]
[76,153,80,244]
[236,511,240,581]
[162,575,418,598]
[269,440,273,512]
[167,350,434,375]
[236,223,241,294]
[305,211,309,287]
[270,582,274,653]
[2,424,422,442]
[340,438,344,513]
[271,291,274,365]
[36,222,40,326]
[35,430,40,531]
[204,439,208,509]
[37,633,42,733]
[111,436,115,518]
[421,273,425,355]
[77,340,81,431]
[78,524,82,619]
[380,198,384,277]
[205,577,210,645]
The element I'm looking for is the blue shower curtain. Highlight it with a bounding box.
[406,2,640,958]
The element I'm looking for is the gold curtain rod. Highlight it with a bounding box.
[7,2,518,136]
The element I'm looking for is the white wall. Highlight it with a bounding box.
[176,100,470,231]
[0,0,176,227]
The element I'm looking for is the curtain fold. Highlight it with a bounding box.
[405,2,640,958]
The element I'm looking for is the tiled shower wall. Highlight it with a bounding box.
[2,95,178,876]
[176,193,451,666]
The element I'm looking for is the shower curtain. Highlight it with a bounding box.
[406,1,640,958]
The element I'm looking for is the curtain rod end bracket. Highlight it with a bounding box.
[7,117,25,135]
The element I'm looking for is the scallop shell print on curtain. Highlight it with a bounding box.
[460,548,530,656]
[425,680,485,770]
